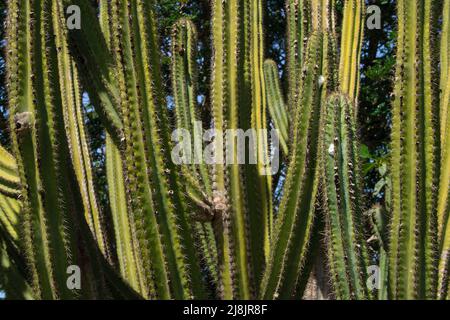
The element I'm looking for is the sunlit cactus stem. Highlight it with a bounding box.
[389,0,440,300]
[261,31,326,299]
[171,18,211,196]
[322,94,370,300]
[437,0,450,300]
[286,0,311,112]
[210,0,251,299]
[339,0,365,103]
[263,60,289,156]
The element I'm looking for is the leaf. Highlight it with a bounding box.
[360,144,372,159]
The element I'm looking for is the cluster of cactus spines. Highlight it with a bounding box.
[339,0,365,102]
[438,0,450,300]
[389,0,442,300]
[322,94,370,300]
[263,60,289,155]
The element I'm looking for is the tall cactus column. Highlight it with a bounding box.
[389,0,440,300]
[261,32,326,299]
[210,0,251,299]
[107,0,207,299]
[339,0,365,102]
[286,0,311,113]
[99,0,143,295]
[322,94,370,300]
[5,0,106,299]
[437,0,450,300]
[244,0,273,292]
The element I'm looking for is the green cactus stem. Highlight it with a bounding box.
[389,0,440,300]
[286,0,311,112]
[263,60,289,156]
[0,145,21,199]
[98,0,145,296]
[322,93,370,300]
[211,0,250,299]
[260,32,326,299]
[54,25,109,259]
[7,0,78,299]
[61,0,123,144]
[339,0,365,102]
[107,0,206,299]
[437,0,450,300]
[171,18,212,198]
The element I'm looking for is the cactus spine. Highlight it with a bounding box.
[389,0,441,300]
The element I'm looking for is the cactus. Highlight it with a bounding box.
[0,146,21,199]
[438,0,450,300]
[389,0,441,300]
[1,0,449,301]
[261,31,327,299]
[322,94,370,299]
[263,60,289,156]
[106,0,207,299]
[286,0,311,112]
[97,0,144,296]
[61,0,123,145]
[339,0,365,102]
[6,0,77,299]
[210,0,251,299]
